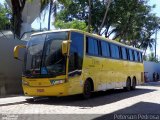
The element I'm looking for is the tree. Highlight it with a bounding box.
[54,0,160,51]
[48,0,53,30]
[11,0,26,38]
[98,0,112,35]
[148,52,158,62]
[54,19,88,31]
[0,3,11,30]
[41,0,57,30]
[88,0,91,33]
[10,0,53,38]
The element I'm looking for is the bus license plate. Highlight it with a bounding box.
[37,89,44,92]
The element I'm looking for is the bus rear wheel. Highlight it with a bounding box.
[131,77,136,90]
[124,78,131,91]
[83,80,92,99]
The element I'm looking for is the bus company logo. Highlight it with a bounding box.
[50,80,55,85]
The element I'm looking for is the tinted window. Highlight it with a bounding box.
[137,52,139,61]
[119,47,122,59]
[101,41,110,57]
[139,52,143,62]
[122,47,127,60]
[93,39,98,55]
[129,49,133,61]
[87,37,94,55]
[132,50,135,61]
[69,32,84,72]
[141,53,143,62]
[110,44,119,59]
[134,51,138,61]
[86,37,99,56]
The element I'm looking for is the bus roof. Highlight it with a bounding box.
[31,29,143,52]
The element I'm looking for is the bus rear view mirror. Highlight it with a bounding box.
[14,45,26,61]
[62,41,68,55]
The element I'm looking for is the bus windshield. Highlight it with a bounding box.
[24,32,68,78]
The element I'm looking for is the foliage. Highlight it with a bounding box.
[148,53,158,62]
[143,55,147,61]
[54,20,89,31]
[54,0,160,51]
[145,52,159,62]
[0,3,11,30]
[10,0,53,38]
[10,0,160,53]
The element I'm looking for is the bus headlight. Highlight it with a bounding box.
[22,80,29,86]
[50,79,65,85]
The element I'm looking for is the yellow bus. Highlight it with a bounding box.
[14,29,144,98]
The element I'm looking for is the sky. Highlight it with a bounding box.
[31,6,55,30]
[0,0,160,57]
[147,0,160,58]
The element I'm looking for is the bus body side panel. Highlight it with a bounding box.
[82,57,144,92]
[67,75,84,95]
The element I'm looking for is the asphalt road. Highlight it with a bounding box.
[0,82,160,120]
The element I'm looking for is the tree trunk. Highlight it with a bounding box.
[11,0,26,38]
[98,0,112,35]
[48,0,53,30]
[88,0,91,33]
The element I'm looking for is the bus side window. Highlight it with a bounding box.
[138,52,142,62]
[86,37,94,55]
[126,48,129,60]
[119,46,122,59]
[129,49,133,61]
[86,37,99,56]
[139,52,143,62]
[93,39,99,56]
[110,44,115,58]
[98,40,102,56]
[134,51,138,61]
[110,44,120,59]
[101,41,110,57]
[132,50,135,61]
[122,47,127,60]
[141,53,143,62]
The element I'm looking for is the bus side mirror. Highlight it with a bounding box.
[62,41,68,55]
[14,45,26,60]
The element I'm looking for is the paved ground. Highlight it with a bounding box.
[0,82,160,120]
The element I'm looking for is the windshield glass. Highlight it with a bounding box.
[24,32,68,78]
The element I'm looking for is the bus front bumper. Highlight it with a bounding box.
[22,83,69,97]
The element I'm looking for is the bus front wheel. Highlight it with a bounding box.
[83,80,92,99]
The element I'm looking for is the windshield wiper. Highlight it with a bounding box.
[52,58,63,65]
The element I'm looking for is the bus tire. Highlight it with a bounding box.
[83,80,92,99]
[26,98,34,103]
[131,77,136,90]
[124,77,131,91]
